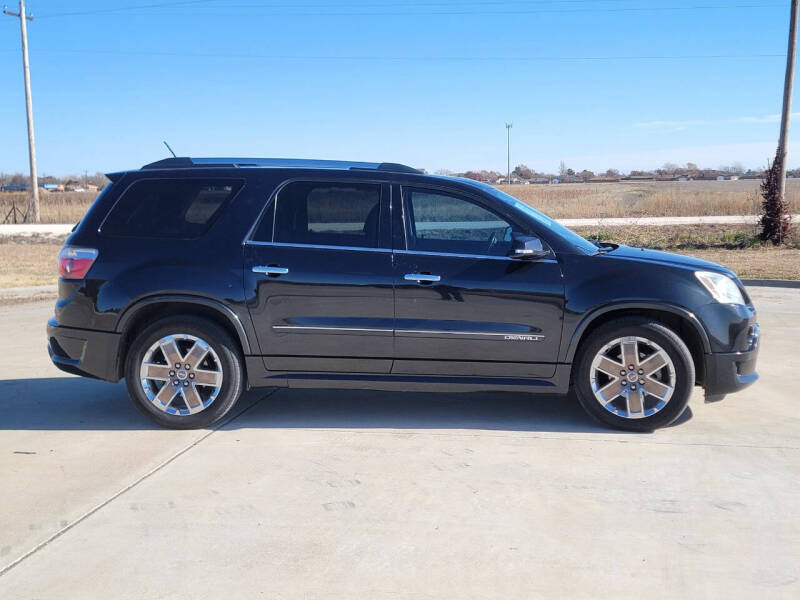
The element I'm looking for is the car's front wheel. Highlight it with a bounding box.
[573,318,695,431]
[124,315,244,429]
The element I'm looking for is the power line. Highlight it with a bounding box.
[214,0,781,7]
[36,2,786,19]
[35,0,223,19]
[4,48,784,62]
[31,0,758,14]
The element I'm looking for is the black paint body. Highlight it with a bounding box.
[47,162,759,398]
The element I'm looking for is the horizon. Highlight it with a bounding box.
[1,1,799,175]
[0,158,786,181]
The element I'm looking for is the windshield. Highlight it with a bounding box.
[476,183,599,255]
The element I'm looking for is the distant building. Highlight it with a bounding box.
[61,181,97,192]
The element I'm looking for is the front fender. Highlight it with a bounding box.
[558,253,714,362]
[560,300,711,363]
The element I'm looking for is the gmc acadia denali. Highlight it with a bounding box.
[47,157,760,430]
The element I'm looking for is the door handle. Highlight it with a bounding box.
[253,266,289,276]
[404,273,441,283]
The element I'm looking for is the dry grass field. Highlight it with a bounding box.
[2,224,798,288]
[0,191,96,224]
[674,248,800,280]
[0,238,60,288]
[3,239,796,286]
[1,179,799,285]
[571,223,800,250]
[498,178,800,218]
[2,179,800,224]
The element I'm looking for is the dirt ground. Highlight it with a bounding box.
[674,248,800,280]
[0,240,59,288]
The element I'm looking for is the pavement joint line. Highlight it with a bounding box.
[259,427,800,450]
[0,388,277,578]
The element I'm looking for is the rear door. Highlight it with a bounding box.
[392,185,565,379]
[244,179,394,373]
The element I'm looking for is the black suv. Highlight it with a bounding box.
[48,157,759,431]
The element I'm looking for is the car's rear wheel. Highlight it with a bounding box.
[124,316,244,429]
[573,318,695,431]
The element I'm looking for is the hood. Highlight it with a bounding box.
[604,245,736,276]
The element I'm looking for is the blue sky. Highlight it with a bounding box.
[0,0,797,176]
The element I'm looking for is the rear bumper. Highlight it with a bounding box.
[703,347,759,396]
[47,318,121,382]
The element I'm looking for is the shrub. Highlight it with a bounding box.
[760,150,793,244]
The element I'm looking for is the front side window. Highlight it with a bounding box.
[271,181,381,248]
[478,182,598,255]
[102,178,243,238]
[403,188,513,256]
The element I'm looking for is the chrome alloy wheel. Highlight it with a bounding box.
[139,334,223,416]
[589,336,676,419]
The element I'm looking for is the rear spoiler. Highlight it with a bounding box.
[105,171,126,183]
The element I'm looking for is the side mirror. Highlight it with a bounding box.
[508,233,549,260]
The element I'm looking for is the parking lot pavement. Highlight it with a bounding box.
[1,289,798,599]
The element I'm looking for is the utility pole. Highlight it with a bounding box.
[4,1,40,223]
[778,0,799,203]
[505,122,513,185]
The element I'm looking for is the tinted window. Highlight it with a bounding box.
[480,183,598,255]
[102,179,242,238]
[404,188,512,256]
[272,181,381,248]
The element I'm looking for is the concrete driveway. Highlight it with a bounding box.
[1,288,798,599]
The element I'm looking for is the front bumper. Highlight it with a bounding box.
[47,318,122,382]
[703,343,759,396]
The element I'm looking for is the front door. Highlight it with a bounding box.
[244,179,394,373]
[392,186,564,379]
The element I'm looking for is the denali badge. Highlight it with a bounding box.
[504,334,545,342]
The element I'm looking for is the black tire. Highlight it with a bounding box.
[573,317,695,431]
[124,315,244,429]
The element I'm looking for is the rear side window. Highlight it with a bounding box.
[101,179,243,238]
[265,181,381,248]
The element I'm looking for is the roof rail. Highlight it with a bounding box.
[140,157,422,174]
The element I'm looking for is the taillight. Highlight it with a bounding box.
[58,246,98,279]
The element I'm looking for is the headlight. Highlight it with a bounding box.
[694,271,745,305]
